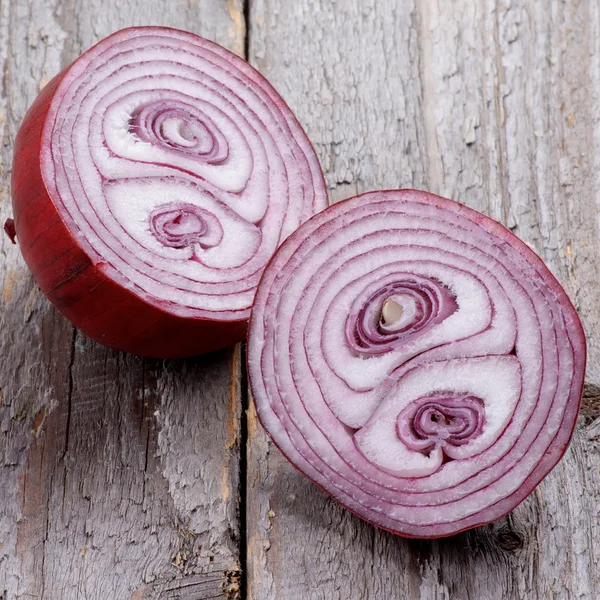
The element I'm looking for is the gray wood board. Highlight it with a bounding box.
[1,0,600,599]
[246,0,600,599]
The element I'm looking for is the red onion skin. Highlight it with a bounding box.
[247,190,586,538]
[12,67,247,358]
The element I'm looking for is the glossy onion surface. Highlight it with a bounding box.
[11,26,326,357]
[248,190,586,538]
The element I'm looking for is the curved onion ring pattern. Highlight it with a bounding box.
[248,190,585,538]
[41,27,327,321]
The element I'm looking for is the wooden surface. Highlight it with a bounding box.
[1,0,600,598]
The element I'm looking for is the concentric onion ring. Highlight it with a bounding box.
[11,26,326,357]
[248,190,586,538]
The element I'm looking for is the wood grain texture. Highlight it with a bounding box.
[3,0,600,598]
[246,0,600,598]
[0,1,245,598]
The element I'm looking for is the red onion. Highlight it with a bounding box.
[10,26,326,357]
[248,190,586,538]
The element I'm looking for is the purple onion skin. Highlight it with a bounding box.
[248,189,586,539]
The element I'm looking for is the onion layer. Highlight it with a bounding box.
[11,26,326,357]
[248,190,586,538]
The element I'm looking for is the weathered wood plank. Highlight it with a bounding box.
[0,1,245,598]
[246,1,600,598]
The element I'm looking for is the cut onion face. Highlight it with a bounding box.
[248,190,586,538]
[11,26,326,357]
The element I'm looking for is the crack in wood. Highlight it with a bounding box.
[237,342,249,600]
[62,327,76,458]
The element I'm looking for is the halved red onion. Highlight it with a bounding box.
[10,26,326,357]
[248,190,586,538]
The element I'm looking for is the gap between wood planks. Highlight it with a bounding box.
[238,4,252,599]
[238,342,249,600]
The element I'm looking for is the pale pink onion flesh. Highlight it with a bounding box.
[41,27,327,321]
[248,190,586,538]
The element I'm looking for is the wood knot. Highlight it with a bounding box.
[496,529,523,552]
[581,383,600,419]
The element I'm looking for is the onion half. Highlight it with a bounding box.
[248,190,586,538]
[11,27,326,357]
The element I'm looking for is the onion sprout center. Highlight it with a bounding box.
[381,299,404,326]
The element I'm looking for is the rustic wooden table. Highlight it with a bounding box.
[2,0,599,598]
